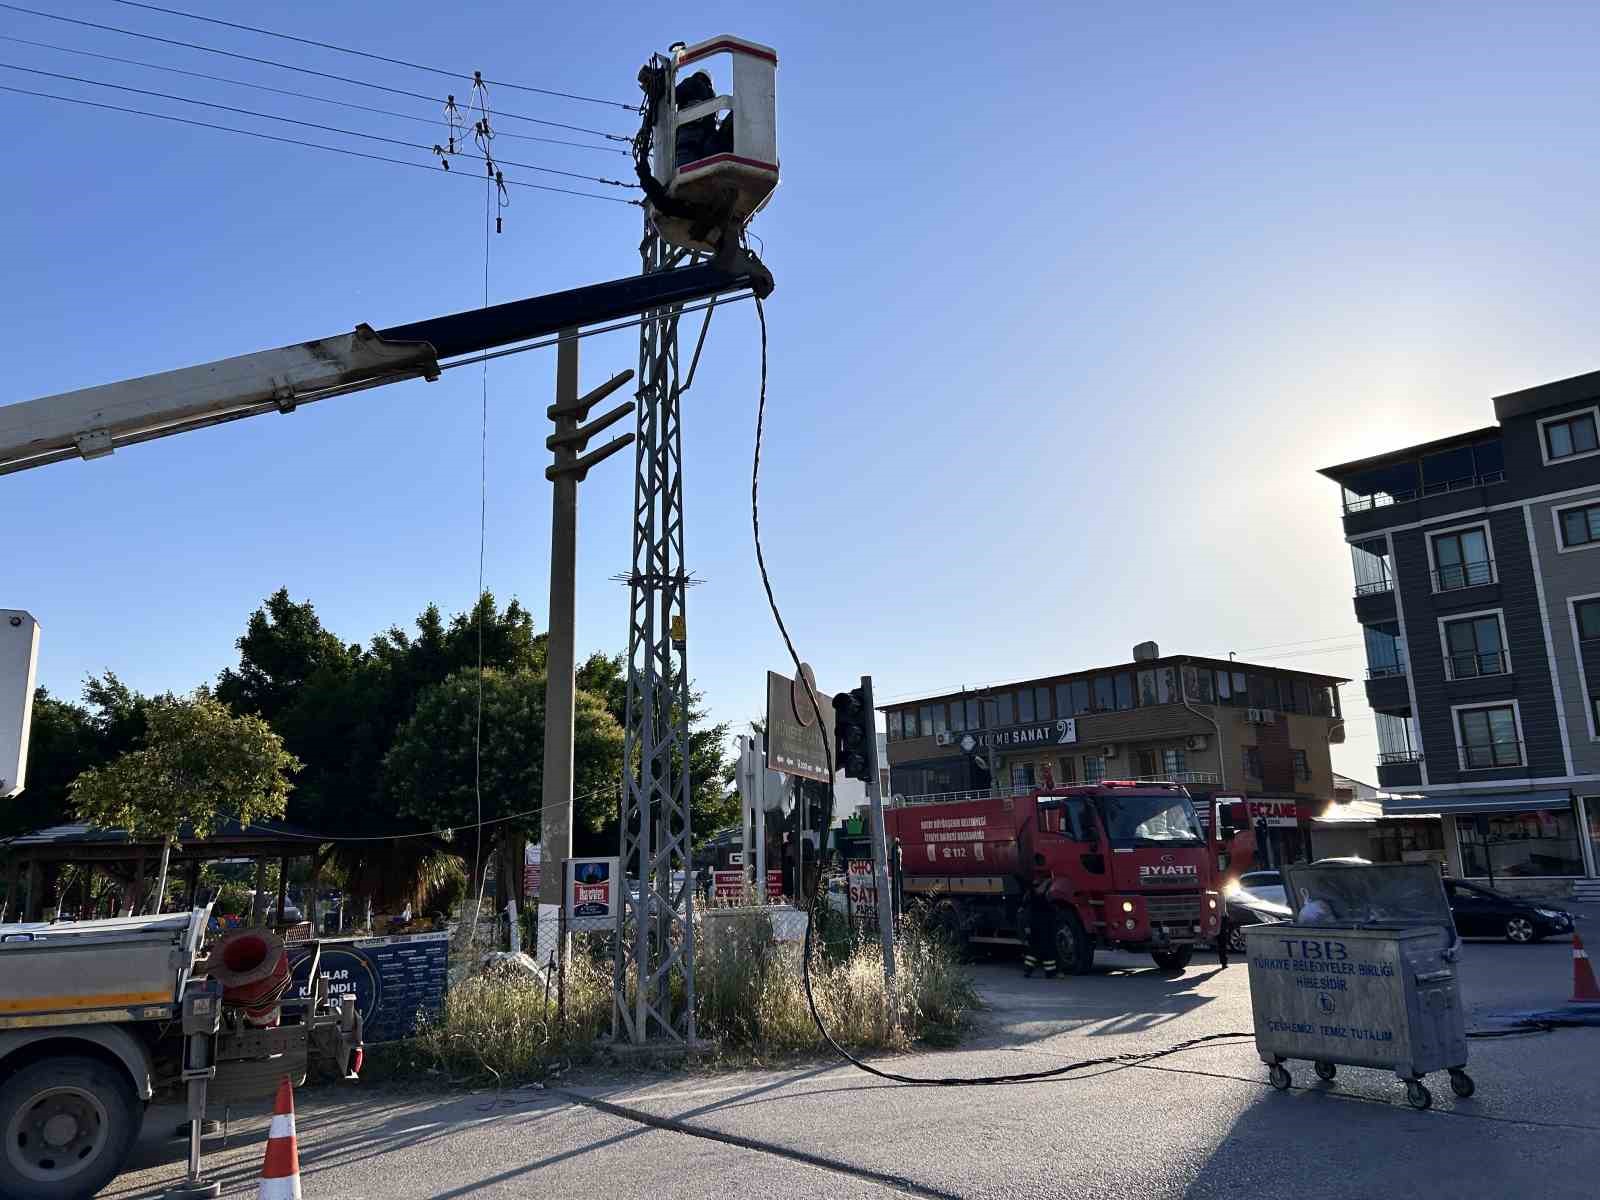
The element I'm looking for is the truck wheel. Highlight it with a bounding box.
[1055,909,1094,975]
[1151,946,1193,973]
[0,1056,140,1200]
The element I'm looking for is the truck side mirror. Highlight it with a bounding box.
[1079,852,1106,875]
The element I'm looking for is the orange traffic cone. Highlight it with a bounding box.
[256,1077,301,1200]
[1573,931,1600,1004]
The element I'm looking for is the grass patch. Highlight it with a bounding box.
[377,909,978,1086]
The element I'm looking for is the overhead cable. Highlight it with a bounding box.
[0,34,628,154]
[0,4,631,141]
[109,0,637,110]
[0,61,635,187]
[0,83,639,204]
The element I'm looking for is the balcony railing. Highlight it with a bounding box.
[1366,662,1407,680]
[1433,559,1495,592]
[1459,740,1523,771]
[1128,771,1222,786]
[1377,750,1422,765]
[893,773,1220,805]
[1342,471,1505,514]
[1445,649,1510,681]
[1354,579,1395,597]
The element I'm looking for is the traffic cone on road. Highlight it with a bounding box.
[1573,932,1600,1004]
[256,1077,301,1200]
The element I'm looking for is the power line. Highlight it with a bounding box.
[0,61,634,187]
[0,33,628,155]
[0,4,631,141]
[109,0,637,110]
[0,83,639,204]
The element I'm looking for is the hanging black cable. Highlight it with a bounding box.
[0,4,631,141]
[108,0,637,110]
[0,34,629,154]
[748,292,1256,1086]
[0,83,639,204]
[0,61,635,187]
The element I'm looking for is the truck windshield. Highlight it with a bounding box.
[1098,794,1204,847]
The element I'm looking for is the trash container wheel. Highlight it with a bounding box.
[1313,1060,1337,1081]
[1268,1063,1291,1091]
[1449,1069,1475,1098]
[1405,1080,1432,1110]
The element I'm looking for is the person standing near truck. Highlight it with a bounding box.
[1022,881,1058,978]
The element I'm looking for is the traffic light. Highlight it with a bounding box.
[832,688,871,783]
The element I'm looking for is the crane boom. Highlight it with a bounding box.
[0,252,771,476]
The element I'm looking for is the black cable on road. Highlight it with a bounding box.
[747,291,1256,1085]
[109,0,638,110]
[0,83,639,204]
[0,61,635,187]
[0,4,631,141]
[0,34,629,154]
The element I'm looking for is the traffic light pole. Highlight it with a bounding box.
[859,675,898,1019]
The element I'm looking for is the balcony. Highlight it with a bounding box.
[1376,753,1423,790]
[1444,650,1511,682]
[1353,587,1397,625]
[1342,471,1507,515]
[1432,559,1496,594]
[1364,669,1411,712]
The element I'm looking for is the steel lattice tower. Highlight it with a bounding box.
[615,226,697,1043]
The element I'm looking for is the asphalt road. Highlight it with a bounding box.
[110,934,1599,1199]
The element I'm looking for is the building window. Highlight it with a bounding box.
[887,711,903,741]
[1376,712,1421,763]
[949,701,966,733]
[1161,748,1187,775]
[1093,675,1116,712]
[917,706,932,738]
[1559,502,1600,550]
[1215,670,1232,701]
[1138,670,1158,706]
[1431,526,1493,590]
[1351,538,1394,595]
[1456,704,1521,769]
[1070,679,1091,715]
[995,692,1014,726]
[1136,748,1158,777]
[1011,763,1035,788]
[1082,755,1104,784]
[1542,410,1599,463]
[1188,667,1216,704]
[931,704,948,735]
[1036,686,1051,720]
[1442,612,1509,680]
[1054,683,1072,720]
[1292,750,1311,781]
[1018,688,1035,723]
[1242,747,1263,778]
[1111,673,1132,711]
[1363,621,1406,678]
[1457,806,1585,877]
[1057,756,1076,784]
[1592,696,1600,735]
[1232,671,1247,702]
[1576,599,1600,642]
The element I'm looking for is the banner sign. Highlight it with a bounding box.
[766,869,784,900]
[712,869,745,900]
[846,858,878,922]
[565,857,621,931]
[524,843,542,900]
[288,930,449,1043]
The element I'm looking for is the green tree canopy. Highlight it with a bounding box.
[69,690,300,911]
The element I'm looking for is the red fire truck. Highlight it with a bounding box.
[885,781,1222,973]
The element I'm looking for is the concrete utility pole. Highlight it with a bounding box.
[539,330,635,947]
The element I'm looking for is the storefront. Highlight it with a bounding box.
[1383,790,1596,896]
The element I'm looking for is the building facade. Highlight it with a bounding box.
[1320,368,1600,896]
[881,645,1347,866]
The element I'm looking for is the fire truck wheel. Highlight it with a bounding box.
[1055,909,1094,975]
[1151,946,1193,973]
[0,1056,140,1200]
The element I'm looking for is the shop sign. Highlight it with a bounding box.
[565,857,620,931]
[1247,799,1302,828]
[962,718,1077,750]
[712,869,745,900]
[846,858,878,921]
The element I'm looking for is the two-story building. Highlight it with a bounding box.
[1320,368,1600,897]
[881,643,1347,866]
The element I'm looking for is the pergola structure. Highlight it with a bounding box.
[0,819,340,925]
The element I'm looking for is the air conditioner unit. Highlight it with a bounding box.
[1246,707,1263,724]
[1186,735,1209,752]
[934,731,953,747]
[1100,744,1117,759]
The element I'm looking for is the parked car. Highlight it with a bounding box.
[1234,870,1285,907]
[1223,885,1293,953]
[1443,878,1576,943]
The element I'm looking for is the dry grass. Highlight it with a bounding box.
[380,910,977,1085]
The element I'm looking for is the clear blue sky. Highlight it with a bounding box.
[8,1,1600,782]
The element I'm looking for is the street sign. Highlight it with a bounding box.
[765,666,835,782]
[564,856,621,930]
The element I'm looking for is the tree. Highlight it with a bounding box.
[69,691,300,913]
[382,668,624,896]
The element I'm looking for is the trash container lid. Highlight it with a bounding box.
[1282,862,1453,931]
